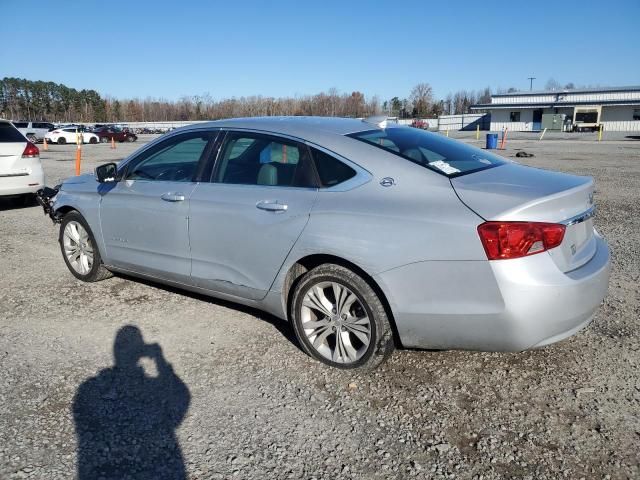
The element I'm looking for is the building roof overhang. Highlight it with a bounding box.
[470,99,640,111]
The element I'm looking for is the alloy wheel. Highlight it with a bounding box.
[300,281,372,364]
[63,221,94,275]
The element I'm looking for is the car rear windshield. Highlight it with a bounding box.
[0,123,26,143]
[348,127,506,177]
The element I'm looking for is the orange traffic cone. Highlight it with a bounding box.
[111,137,116,149]
[43,137,48,151]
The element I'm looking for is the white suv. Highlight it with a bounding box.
[0,120,45,199]
[12,121,55,143]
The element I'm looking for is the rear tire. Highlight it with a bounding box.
[101,136,109,143]
[59,211,113,282]
[89,137,97,144]
[290,264,394,369]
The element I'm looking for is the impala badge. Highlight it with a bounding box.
[571,244,577,255]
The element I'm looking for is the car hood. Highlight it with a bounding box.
[450,163,593,223]
[60,173,96,190]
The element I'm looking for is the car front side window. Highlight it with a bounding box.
[214,132,317,188]
[125,132,212,182]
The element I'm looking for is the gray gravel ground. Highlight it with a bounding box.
[0,132,638,479]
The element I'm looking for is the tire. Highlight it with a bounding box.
[100,136,109,143]
[59,211,113,282]
[89,137,97,144]
[290,264,394,369]
[57,137,66,145]
[127,135,136,142]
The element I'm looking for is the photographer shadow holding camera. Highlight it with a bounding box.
[73,325,191,479]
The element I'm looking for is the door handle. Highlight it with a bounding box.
[256,200,288,212]
[161,192,185,202]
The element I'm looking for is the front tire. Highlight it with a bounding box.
[57,137,66,145]
[59,211,113,282]
[290,264,394,369]
[89,137,97,144]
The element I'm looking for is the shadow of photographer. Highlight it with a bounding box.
[73,325,190,479]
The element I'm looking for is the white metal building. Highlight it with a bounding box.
[471,86,640,132]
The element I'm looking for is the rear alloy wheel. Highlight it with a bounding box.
[291,264,394,369]
[101,136,109,143]
[127,135,136,142]
[57,137,66,145]
[59,211,112,282]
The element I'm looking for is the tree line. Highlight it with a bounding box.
[0,76,578,123]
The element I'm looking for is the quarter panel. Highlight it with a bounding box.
[271,166,486,296]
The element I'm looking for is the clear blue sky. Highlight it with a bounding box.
[1,0,638,101]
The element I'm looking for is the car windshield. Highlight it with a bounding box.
[348,127,506,177]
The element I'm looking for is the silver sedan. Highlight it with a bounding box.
[37,117,611,369]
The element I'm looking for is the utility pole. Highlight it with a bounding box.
[528,77,536,91]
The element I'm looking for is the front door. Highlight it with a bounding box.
[532,109,543,131]
[189,131,319,300]
[99,131,215,282]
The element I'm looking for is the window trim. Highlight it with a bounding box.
[210,129,320,189]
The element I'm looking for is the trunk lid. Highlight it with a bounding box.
[451,163,597,272]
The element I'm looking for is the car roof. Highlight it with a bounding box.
[193,116,382,139]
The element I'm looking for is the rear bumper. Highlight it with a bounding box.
[0,170,45,196]
[374,234,611,351]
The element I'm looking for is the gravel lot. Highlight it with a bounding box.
[0,132,638,479]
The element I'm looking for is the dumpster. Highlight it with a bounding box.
[486,133,498,149]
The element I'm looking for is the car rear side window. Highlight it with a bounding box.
[12,122,28,128]
[214,132,317,188]
[348,128,505,177]
[0,123,26,142]
[310,148,356,187]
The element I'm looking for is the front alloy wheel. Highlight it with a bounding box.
[62,220,94,275]
[59,211,112,282]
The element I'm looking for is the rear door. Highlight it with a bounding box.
[99,130,217,281]
[189,131,319,300]
[0,122,28,190]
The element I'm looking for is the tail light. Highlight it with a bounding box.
[477,221,566,260]
[22,142,40,158]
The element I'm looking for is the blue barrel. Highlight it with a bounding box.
[486,133,498,149]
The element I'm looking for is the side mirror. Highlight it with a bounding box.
[95,162,118,183]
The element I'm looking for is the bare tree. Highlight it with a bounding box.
[545,78,562,91]
[409,83,433,118]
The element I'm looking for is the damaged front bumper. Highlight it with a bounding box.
[35,186,61,223]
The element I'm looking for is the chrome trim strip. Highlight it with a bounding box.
[562,205,596,226]
[0,172,29,177]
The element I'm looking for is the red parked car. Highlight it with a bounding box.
[92,126,137,143]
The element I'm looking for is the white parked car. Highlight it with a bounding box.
[0,119,45,199]
[12,121,55,143]
[45,127,99,145]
